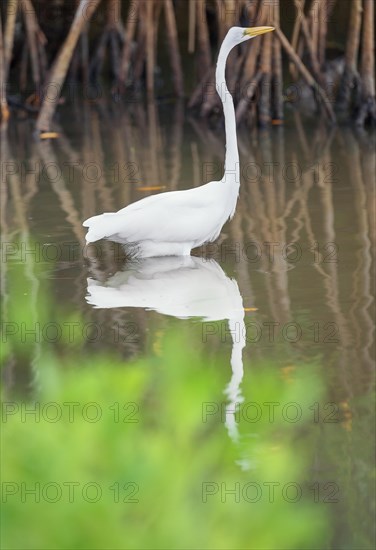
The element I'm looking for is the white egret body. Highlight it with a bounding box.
[83,27,274,257]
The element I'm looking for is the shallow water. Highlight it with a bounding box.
[1,101,375,549]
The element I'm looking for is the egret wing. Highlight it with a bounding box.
[109,182,223,243]
[83,181,225,245]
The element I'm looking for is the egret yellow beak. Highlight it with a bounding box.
[243,26,275,37]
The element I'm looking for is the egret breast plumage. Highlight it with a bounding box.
[83,26,274,258]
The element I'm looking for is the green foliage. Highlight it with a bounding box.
[1,330,330,550]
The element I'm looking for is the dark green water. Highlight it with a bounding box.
[1,101,375,549]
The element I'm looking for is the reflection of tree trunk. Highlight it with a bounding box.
[293,111,310,159]
[356,0,376,126]
[79,100,94,221]
[3,132,42,393]
[0,134,12,389]
[318,153,353,393]
[274,126,285,212]
[188,115,224,187]
[37,140,85,243]
[261,131,291,323]
[148,101,160,183]
[91,110,114,212]
[0,132,9,250]
[112,109,132,206]
[344,131,374,389]
[299,166,352,395]
[361,137,376,252]
[337,0,362,112]
[169,100,184,189]
[36,0,101,132]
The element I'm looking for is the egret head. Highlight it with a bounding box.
[227,26,275,46]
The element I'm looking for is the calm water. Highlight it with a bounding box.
[1,100,375,549]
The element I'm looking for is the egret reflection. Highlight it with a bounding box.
[86,256,246,443]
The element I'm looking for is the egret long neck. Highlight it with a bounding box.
[216,39,239,184]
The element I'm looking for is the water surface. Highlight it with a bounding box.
[1,101,375,549]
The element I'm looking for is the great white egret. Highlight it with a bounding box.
[83,26,274,257]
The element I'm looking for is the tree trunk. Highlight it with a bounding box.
[36,0,101,133]
[0,10,8,124]
[356,0,376,125]
[1,0,18,124]
[294,0,322,82]
[337,0,362,112]
[196,0,211,81]
[23,0,41,91]
[118,0,139,88]
[274,26,336,123]
[145,0,155,99]
[272,0,283,121]
[259,31,273,126]
[164,0,184,96]
[289,0,305,79]
[318,0,327,67]
[3,0,18,79]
